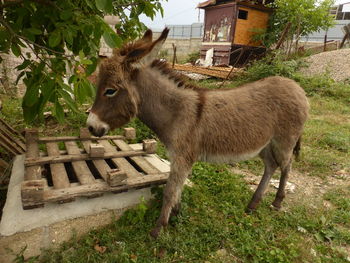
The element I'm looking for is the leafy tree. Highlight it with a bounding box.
[262,0,335,50]
[0,0,164,123]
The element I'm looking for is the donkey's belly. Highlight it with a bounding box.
[198,146,264,164]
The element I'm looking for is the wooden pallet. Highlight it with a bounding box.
[21,128,169,209]
[0,118,25,157]
[173,64,244,79]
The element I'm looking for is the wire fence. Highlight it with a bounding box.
[154,23,204,39]
[301,20,350,42]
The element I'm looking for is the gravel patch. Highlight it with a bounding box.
[299,48,350,82]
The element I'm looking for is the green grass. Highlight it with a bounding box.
[31,163,349,263]
[2,54,350,262]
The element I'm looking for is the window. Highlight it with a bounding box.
[238,9,248,20]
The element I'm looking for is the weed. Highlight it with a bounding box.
[185,51,200,65]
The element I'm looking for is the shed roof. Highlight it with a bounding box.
[197,0,274,9]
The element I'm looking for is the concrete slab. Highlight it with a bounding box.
[0,144,170,261]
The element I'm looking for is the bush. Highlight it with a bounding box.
[185,51,200,65]
[240,52,350,104]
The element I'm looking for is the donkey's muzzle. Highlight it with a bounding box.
[86,112,110,137]
[88,126,106,137]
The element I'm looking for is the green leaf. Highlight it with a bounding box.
[79,50,85,60]
[81,78,96,98]
[11,44,21,57]
[85,57,98,75]
[58,88,79,113]
[63,29,74,45]
[314,232,324,242]
[27,28,42,35]
[16,59,31,70]
[60,10,73,20]
[75,81,87,103]
[23,85,40,107]
[69,75,77,84]
[15,71,25,85]
[103,31,122,48]
[95,0,113,13]
[23,104,39,123]
[81,59,93,65]
[54,100,65,123]
[48,30,61,47]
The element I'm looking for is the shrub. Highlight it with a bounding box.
[185,51,200,65]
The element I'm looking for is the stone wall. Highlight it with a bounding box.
[153,32,202,61]
[0,51,29,96]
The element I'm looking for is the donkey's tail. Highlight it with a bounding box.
[293,136,302,161]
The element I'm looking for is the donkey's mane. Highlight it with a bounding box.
[150,59,205,91]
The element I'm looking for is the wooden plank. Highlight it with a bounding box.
[25,129,41,181]
[21,179,45,209]
[107,169,128,186]
[64,141,96,185]
[113,140,159,174]
[173,64,243,79]
[0,118,25,143]
[0,133,19,155]
[99,140,140,178]
[81,140,111,181]
[0,158,8,171]
[42,173,169,203]
[38,135,125,143]
[0,125,26,152]
[46,142,71,189]
[25,149,149,167]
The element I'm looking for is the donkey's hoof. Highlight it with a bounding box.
[245,207,256,214]
[150,227,161,239]
[270,204,281,211]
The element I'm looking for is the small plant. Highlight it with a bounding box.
[158,49,169,60]
[185,51,200,65]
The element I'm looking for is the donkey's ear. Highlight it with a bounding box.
[141,29,153,43]
[126,28,169,67]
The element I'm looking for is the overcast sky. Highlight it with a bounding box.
[140,0,350,29]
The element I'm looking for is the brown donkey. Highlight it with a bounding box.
[87,28,309,238]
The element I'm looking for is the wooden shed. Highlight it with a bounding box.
[198,0,274,65]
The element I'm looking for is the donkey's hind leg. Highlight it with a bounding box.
[272,160,292,210]
[246,145,278,212]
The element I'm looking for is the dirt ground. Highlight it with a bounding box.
[231,167,350,210]
[231,166,350,256]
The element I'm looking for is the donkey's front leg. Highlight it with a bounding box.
[150,158,192,238]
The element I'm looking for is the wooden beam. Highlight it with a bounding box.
[46,142,71,189]
[64,141,96,185]
[25,149,150,167]
[21,179,45,209]
[0,125,25,152]
[42,173,169,203]
[0,118,25,143]
[98,140,140,178]
[81,143,111,182]
[24,129,41,181]
[107,168,128,186]
[38,135,125,143]
[173,64,243,79]
[113,139,159,174]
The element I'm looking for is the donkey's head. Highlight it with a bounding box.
[87,28,169,137]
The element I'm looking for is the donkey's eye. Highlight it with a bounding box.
[104,88,117,97]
